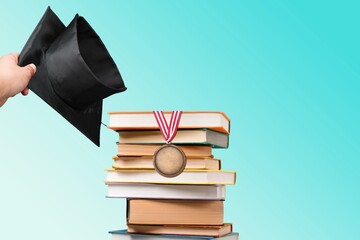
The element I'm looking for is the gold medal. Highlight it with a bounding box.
[153,144,187,178]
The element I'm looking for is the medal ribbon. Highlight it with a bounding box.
[153,111,182,143]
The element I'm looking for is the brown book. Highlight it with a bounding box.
[127,223,232,237]
[117,144,212,157]
[112,156,221,170]
[127,199,223,225]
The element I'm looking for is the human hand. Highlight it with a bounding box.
[0,53,36,107]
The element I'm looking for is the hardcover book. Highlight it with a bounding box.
[106,183,226,200]
[105,169,236,185]
[127,223,233,237]
[109,229,239,240]
[117,129,229,148]
[108,111,230,134]
[112,156,221,170]
[127,199,224,225]
[117,144,213,157]
[109,230,239,240]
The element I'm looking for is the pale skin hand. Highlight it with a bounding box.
[0,53,36,107]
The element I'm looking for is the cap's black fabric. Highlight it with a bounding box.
[19,7,126,146]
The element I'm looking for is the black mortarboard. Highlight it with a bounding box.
[19,7,126,146]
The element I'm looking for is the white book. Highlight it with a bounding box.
[106,183,226,200]
[105,169,236,185]
[110,230,239,240]
[108,111,230,134]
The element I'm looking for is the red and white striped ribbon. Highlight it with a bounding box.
[153,111,182,143]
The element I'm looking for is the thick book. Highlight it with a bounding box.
[127,199,223,225]
[117,129,229,148]
[106,183,226,200]
[127,223,232,237]
[109,230,239,240]
[112,156,221,170]
[108,111,230,134]
[117,144,213,157]
[105,169,236,185]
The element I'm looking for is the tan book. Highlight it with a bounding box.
[105,169,236,185]
[117,144,212,157]
[127,199,223,225]
[127,223,232,237]
[108,111,230,134]
[112,156,221,170]
[117,129,229,148]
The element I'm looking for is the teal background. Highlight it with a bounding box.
[0,1,359,239]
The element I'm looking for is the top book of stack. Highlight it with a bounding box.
[108,111,230,134]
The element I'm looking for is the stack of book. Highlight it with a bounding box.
[106,111,239,240]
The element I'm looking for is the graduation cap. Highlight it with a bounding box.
[19,7,126,146]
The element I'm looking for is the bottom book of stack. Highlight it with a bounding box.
[109,229,239,240]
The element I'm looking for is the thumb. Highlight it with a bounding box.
[18,63,37,85]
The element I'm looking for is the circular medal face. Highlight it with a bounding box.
[153,144,187,178]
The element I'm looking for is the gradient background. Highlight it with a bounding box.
[0,1,359,239]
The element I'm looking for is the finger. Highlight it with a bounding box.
[0,98,7,107]
[21,88,29,96]
[17,63,37,86]
[9,52,20,63]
